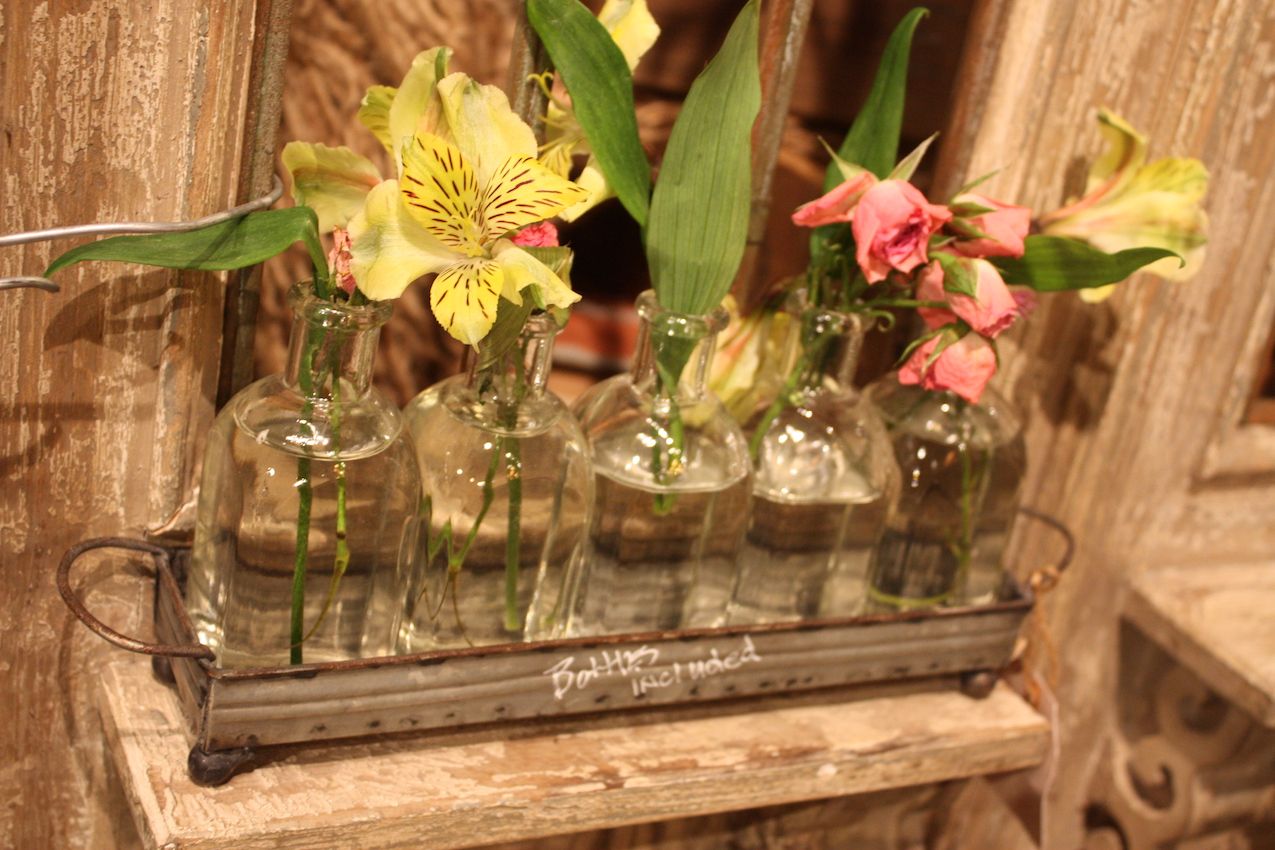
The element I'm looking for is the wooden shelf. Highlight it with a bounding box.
[98,653,1047,850]
[1127,563,1275,727]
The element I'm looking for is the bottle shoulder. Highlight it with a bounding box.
[224,373,406,461]
[405,375,584,442]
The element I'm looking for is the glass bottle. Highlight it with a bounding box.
[571,291,752,634]
[728,301,899,624]
[187,284,420,668]
[399,314,591,651]
[864,380,1026,611]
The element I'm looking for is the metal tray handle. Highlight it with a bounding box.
[57,537,215,660]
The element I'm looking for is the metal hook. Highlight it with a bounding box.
[0,176,286,294]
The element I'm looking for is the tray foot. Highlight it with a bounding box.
[960,669,998,699]
[188,745,254,786]
[151,655,175,684]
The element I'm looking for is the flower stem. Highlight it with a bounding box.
[289,456,312,665]
[503,435,523,633]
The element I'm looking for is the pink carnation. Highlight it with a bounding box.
[852,180,952,283]
[915,258,1020,338]
[898,333,998,404]
[951,193,1031,258]
[511,221,560,248]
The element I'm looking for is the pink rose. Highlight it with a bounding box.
[791,171,877,228]
[852,180,952,283]
[898,333,998,404]
[951,193,1031,258]
[915,258,1020,337]
[511,221,560,248]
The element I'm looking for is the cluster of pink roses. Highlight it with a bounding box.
[792,172,1035,403]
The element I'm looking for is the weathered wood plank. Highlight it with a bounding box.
[0,1,270,846]
[1126,563,1275,727]
[933,0,1275,845]
[98,653,1047,850]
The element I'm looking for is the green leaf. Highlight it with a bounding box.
[45,207,330,285]
[528,0,652,227]
[952,167,1001,199]
[477,296,536,371]
[946,217,993,241]
[948,200,996,217]
[887,131,939,182]
[992,235,1182,291]
[644,0,760,316]
[812,7,927,262]
[827,7,928,186]
[934,252,977,296]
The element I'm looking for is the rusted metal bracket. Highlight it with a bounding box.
[57,537,215,661]
[0,176,284,294]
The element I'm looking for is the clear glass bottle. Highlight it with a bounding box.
[864,380,1026,611]
[728,301,899,624]
[187,284,420,668]
[571,291,752,634]
[399,314,591,650]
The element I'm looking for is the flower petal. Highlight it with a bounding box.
[357,85,397,154]
[559,158,614,223]
[479,155,589,240]
[437,72,538,188]
[492,240,580,310]
[281,142,382,233]
[388,47,453,168]
[431,257,504,345]
[791,171,877,228]
[598,0,660,70]
[348,180,456,301]
[399,132,483,253]
[1088,109,1148,196]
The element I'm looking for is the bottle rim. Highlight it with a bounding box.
[288,281,393,330]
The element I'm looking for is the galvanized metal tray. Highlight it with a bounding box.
[59,535,1045,786]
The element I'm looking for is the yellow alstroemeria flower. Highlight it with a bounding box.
[282,47,455,233]
[1039,109,1209,302]
[540,0,659,221]
[349,125,586,343]
[282,53,587,345]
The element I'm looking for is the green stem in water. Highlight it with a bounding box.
[502,435,523,632]
[289,337,318,665]
[299,353,350,644]
[290,457,313,664]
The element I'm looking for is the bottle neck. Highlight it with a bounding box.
[631,290,726,403]
[466,315,558,416]
[283,285,390,400]
[789,307,864,392]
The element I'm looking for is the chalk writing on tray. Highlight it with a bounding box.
[542,636,762,701]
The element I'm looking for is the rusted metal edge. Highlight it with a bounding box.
[57,537,216,661]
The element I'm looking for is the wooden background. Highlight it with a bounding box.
[4,0,1275,847]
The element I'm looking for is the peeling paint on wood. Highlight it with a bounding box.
[0,1,266,846]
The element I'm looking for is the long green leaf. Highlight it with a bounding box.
[528,0,651,227]
[811,7,927,263]
[645,0,760,316]
[827,7,927,185]
[992,235,1182,291]
[45,207,330,282]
